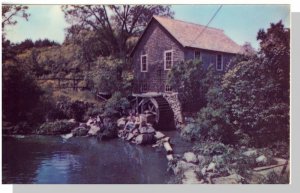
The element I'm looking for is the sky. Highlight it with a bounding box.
[4,4,290,50]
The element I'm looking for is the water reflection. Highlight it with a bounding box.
[2,135,176,184]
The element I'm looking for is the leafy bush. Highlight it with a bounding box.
[97,118,118,140]
[181,123,201,141]
[192,141,231,156]
[93,57,133,95]
[167,60,207,111]
[103,92,130,117]
[38,120,78,135]
[3,64,43,125]
[222,21,289,146]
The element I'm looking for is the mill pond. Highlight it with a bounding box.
[2,132,192,184]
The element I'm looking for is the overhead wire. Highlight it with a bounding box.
[189,5,223,47]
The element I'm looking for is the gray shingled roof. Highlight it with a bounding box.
[153,15,242,54]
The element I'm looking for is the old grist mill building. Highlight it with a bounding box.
[130,15,242,130]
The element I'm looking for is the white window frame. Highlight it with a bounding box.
[194,50,202,61]
[140,54,148,72]
[216,54,223,71]
[164,50,173,70]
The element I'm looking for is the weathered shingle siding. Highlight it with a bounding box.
[184,47,235,69]
[132,20,185,93]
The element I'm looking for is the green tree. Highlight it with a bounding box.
[167,60,207,111]
[2,5,30,62]
[2,63,43,126]
[62,5,174,58]
[222,21,290,146]
[2,5,30,30]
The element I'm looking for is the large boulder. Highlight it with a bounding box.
[183,152,198,164]
[117,117,126,128]
[72,126,89,137]
[173,160,199,175]
[256,155,267,164]
[206,162,216,172]
[135,134,156,145]
[138,126,148,134]
[154,131,165,140]
[182,169,203,184]
[146,125,156,134]
[88,125,101,136]
[212,174,244,184]
[243,149,258,157]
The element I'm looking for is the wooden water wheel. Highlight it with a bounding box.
[132,94,175,130]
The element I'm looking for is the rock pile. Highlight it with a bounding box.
[117,114,174,159]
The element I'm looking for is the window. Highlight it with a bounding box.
[164,50,173,70]
[194,51,201,61]
[141,54,148,72]
[165,84,172,92]
[216,54,223,71]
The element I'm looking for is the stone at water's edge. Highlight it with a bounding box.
[211,174,244,184]
[72,127,89,136]
[154,131,165,140]
[173,160,199,175]
[182,169,203,184]
[88,125,101,136]
[183,152,198,164]
[117,118,126,128]
[206,162,216,172]
[256,155,267,164]
[243,149,258,157]
[61,133,73,139]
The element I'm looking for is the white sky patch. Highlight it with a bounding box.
[5,5,69,43]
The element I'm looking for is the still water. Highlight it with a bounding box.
[2,133,192,184]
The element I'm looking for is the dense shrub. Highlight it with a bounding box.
[167,60,207,111]
[222,21,289,146]
[3,64,44,127]
[97,118,118,140]
[103,92,130,117]
[183,21,289,148]
[37,120,78,135]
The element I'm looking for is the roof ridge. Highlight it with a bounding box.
[153,15,224,32]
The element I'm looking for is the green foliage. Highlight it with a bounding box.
[192,141,231,156]
[97,118,118,140]
[222,21,289,146]
[2,5,30,30]
[53,95,99,122]
[38,120,78,135]
[167,60,207,111]
[181,123,201,141]
[103,92,130,117]
[62,5,174,57]
[183,21,289,147]
[92,57,133,94]
[2,63,44,126]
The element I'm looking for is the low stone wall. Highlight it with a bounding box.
[163,92,184,128]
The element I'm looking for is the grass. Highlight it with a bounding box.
[53,90,100,104]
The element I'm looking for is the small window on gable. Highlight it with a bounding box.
[164,50,173,70]
[216,54,223,71]
[141,54,148,72]
[194,51,201,61]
